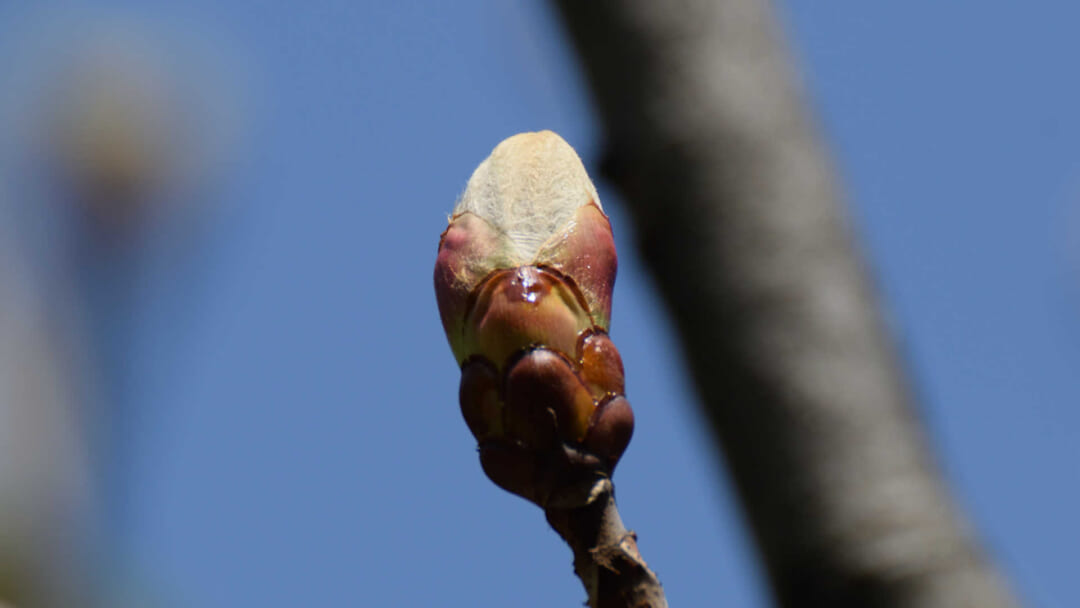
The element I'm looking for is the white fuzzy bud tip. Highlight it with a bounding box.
[455,131,601,262]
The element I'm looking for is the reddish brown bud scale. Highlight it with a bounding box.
[478,442,547,505]
[578,331,625,399]
[435,213,520,361]
[585,396,635,468]
[533,203,618,329]
[458,358,502,441]
[504,348,595,445]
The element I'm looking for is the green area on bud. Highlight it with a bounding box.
[435,131,617,364]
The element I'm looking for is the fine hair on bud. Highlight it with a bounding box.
[454,130,601,263]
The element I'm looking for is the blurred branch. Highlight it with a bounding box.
[0,241,92,608]
[549,1,1020,606]
[0,20,223,604]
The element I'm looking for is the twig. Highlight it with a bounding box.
[545,478,667,608]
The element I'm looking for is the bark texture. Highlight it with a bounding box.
[549,1,1021,606]
[546,478,667,608]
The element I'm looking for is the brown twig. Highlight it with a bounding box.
[545,478,668,608]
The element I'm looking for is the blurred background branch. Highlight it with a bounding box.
[0,13,231,605]
[550,1,1021,606]
[0,238,92,607]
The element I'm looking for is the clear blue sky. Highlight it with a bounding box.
[1,2,1078,607]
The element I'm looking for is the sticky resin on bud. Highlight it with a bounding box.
[461,266,591,375]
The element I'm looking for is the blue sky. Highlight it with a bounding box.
[1,2,1077,607]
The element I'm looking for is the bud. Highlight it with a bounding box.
[435,131,633,507]
[435,131,617,364]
